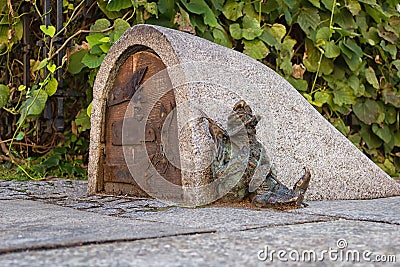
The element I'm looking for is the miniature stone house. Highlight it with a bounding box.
[88,25,400,205]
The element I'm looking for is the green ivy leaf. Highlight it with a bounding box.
[358,0,377,5]
[87,102,92,117]
[339,40,354,59]
[360,124,382,149]
[323,41,340,58]
[385,106,397,124]
[40,25,56,37]
[314,91,331,107]
[145,2,158,18]
[363,28,380,46]
[25,90,48,116]
[229,23,242,39]
[282,37,296,54]
[0,84,10,108]
[75,110,91,133]
[0,0,7,13]
[381,41,397,59]
[259,30,279,47]
[90,45,103,55]
[288,77,308,92]
[68,49,88,74]
[242,16,262,40]
[307,0,320,8]
[99,37,110,42]
[331,118,348,135]
[47,62,56,74]
[346,0,361,16]
[388,16,400,35]
[342,39,363,58]
[348,76,364,96]
[177,3,198,31]
[284,6,293,24]
[45,78,58,96]
[343,54,363,72]
[242,2,258,19]
[100,43,111,53]
[90,18,111,32]
[222,0,244,21]
[106,0,132,11]
[382,25,398,43]
[280,58,293,76]
[353,99,384,125]
[97,0,122,19]
[356,14,368,32]
[86,33,105,48]
[158,0,175,18]
[82,53,105,69]
[394,131,400,147]
[296,7,320,35]
[269,24,286,43]
[303,93,312,103]
[347,76,359,92]
[379,159,396,176]
[334,9,357,30]
[15,131,24,141]
[372,124,392,144]
[113,19,131,40]
[211,0,225,11]
[14,19,23,41]
[333,86,356,106]
[382,88,400,108]
[321,0,335,11]
[316,27,331,41]
[0,26,8,46]
[255,0,279,13]
[243,39,269,59]
[212,26,232,48]
[365,67,379,89]
[320,57,334,75]
[392,60,400,78]
[36,58,48,71]
[180,0,217,27]
[42,154,61,168]
[303,40,320,73]
[348,133,362,146]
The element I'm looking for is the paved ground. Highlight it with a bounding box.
[0,179,399,266]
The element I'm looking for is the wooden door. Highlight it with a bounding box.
[102,51,181,196]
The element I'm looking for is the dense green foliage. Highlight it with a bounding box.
[0,0,399,178]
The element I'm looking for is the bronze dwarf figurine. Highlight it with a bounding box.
[203,100,311,208]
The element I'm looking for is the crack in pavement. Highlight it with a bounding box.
[286,210,400,226]
[0,229,217,256]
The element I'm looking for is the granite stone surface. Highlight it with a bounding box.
[120,206,331,231]
[1,219,398,267]
[1,179,399,266]
[289,196,400,224]
[0,200,213,253]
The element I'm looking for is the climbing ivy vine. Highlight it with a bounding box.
[0,0,400,178]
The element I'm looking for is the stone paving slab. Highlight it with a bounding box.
[0,179,176,216]
[289,196,400,224]
[121,206,331,231]
[0,220,398,267]
[1,179,330,231]
[0,179,87,200]
[0,200,212,253]
[1,179,399,266]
